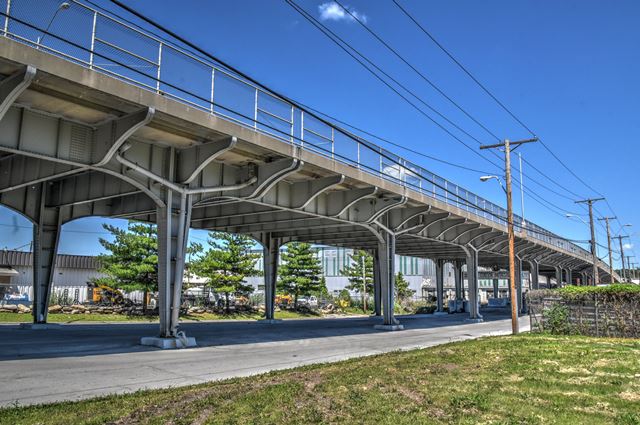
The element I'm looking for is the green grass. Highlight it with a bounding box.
[1,334,639,424]
[0,309,317,324]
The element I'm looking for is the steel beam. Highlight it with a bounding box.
[0,65,36,122]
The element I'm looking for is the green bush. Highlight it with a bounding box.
[528,284,640,302]
[543,304,572,335]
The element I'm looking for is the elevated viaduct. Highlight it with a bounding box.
[0,0,615,347]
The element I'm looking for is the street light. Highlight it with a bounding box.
[566,213,589,226]
[480,175,507,192]
[36,2,70,47]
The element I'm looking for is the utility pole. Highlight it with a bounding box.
[627,256,635,283]
[480,137,537,335]
[598,216,616,283]
[575,198,604,285]
[613,235,629,282]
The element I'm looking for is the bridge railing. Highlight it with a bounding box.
[0,0,594,261]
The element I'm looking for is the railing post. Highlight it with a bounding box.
[331,127,334,159]
[156,42,162,93]
[300,111,304,147]
[3,0,10,37]
[209,67,215,114]
[290,105,294,143]
[253,88,258,129]
[89,11,97,69]
[379,147,383,173]
[356,141,360,169]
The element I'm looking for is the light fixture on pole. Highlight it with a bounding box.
[37,2,70,47]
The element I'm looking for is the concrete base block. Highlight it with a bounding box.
[465,318,484,323]
[433,311,449,316]
[19,323,62,330]
[374,324,404,331]
[140,336,197,349]
[257,319,282,324]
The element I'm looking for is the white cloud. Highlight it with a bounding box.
[624,243,634,250]
[318,2,367,23]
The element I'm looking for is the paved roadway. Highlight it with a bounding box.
[0,310,529,407]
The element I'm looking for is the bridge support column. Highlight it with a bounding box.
[434,259,446,315]
[260,233,280,323]
[555,266,563,288]
[529,260,540,290]
[566,268,573,286]
[22,183,61,328]
[465,246,483,322]
[374,232,403,330]
[454,259,464,303]
[141,191,195,349]
[515,257,523,314]
[492,278,499,299]
[372,248,382,316]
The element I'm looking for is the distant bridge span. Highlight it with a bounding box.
[0,0,616,346]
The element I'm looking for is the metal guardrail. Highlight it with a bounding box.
[0,0,595,262]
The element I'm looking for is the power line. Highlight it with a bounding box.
[392,0,624,220]
[285,0,587,221]
[333,0,501,142]
[283,0,504,171]
[331,0,594,213]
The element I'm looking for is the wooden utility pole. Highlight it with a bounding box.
[480,137,537,335]
[575,198,603,285]
[598,216,616,283]
[613,235,629,282]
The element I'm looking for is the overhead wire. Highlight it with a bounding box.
[285,0,589,223]
[283,0,504,171]
[292,0,592,222]
[392,0,627,225]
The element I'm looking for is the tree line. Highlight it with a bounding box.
[96,221,414,311]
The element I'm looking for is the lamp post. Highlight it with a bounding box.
[36,2,70,47]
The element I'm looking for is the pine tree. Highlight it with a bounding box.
[190,232,260,312]
[395,272,414,301]
[278,242,323,307]
[98,221,158,311]
[341,250,374,311]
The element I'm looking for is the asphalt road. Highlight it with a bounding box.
[0,310,529,407]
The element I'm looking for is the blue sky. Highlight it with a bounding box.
[1,0,638,268]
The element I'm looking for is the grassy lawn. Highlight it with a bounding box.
[0,310,319,324]
[1,334,638,424]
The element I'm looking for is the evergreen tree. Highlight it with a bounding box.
[395,272,415,301]
[98,221,158,311]
[341,250,374,295]
[278,242,323,307]
[190,232,260,312]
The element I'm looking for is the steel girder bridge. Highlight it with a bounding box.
[0,0,616,346]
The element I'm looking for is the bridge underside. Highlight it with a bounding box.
[0,39,613,345]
